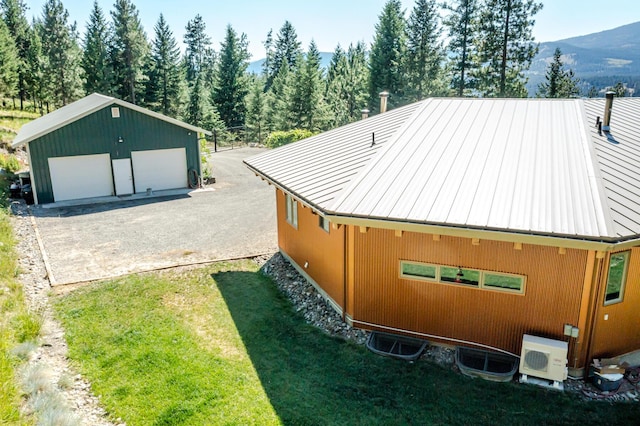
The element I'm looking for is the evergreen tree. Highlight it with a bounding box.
[82,1,112,95]
[536,47,580,98]
[40,0,83,107]
[110,0,148,104]
[266,58,293,131]
[183,14,212,85]
[212,24,250,130]
[245,75,266,143]
[613,82,626,97]
[405,0,445,100]
[289,40,327,131]
[443,0,478,96]
[475,0,542,97]
[266,20,301,89]
[145,14,183,117]
[262,29,273,83]
[25,18,43,111]
[1,0,29,108]
[369,0,407,111]
[326,41,369,127]
[0,16,17,98]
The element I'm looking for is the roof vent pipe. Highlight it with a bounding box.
[361,108,370,120]
[379,91,389,114]
[603,91,615,131]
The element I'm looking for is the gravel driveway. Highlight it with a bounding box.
[31,147,277,285]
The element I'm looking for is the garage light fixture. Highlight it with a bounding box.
[117,136,124,143]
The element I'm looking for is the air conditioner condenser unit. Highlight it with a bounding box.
[519,334,568,388]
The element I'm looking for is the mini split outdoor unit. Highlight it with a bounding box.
[519,334,568,388]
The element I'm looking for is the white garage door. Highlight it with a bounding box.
[48,154,114,202]
[131,148,188,193]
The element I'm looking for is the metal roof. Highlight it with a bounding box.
[246,97,640,243]
[12,93,211,148]
[584,98,640,238]
[244,101,422,210]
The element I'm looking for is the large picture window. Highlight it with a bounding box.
[285,193,298,229]
[605,251,630,305]
[400,261,525,294]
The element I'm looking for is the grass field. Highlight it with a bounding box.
[54,260,640,425]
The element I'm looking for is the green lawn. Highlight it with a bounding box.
[54,261,640,425]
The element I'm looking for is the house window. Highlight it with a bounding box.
[285,194,298,228]
[605,251,630,305]
[401,262,437,280]
[319,215,330,233]
[399,261,525,294]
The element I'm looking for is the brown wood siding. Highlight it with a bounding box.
[591,247,640,358]
[276,190,345,307]
[352,228,589,357]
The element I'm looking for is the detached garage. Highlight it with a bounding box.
[12,93,211,205]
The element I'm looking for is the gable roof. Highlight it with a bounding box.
[245,97,640,244]
[12,93,211,148]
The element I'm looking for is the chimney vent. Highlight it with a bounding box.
[603,91,614,131]
[361,108,370,120]
[379,91,389,113]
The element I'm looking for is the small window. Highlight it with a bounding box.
[111,107,120,118]
[484,272,523,292]
[319,215,330,233]
[285,194,298,229]
[605,251,630,305]
[441,266,479,287]
[401,262,437,280]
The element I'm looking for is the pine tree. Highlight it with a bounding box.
[0,16,17,98]
[613,82,626,97]
[82,1,112,95]
[266,58,293,131]
[145,14,183,117]
[369,0,407,111]
[405,0,445,101]
[40,0,83,107]
[266,21,301,89]
[326,41,369,127]
[25,18,43,111]
[110,0,148,104]
[475,0,542,98]
[212,24,250,130]
[536,47,580,98]
[245,75,266,143]
[1,0,29,108]
[289,40,327,131]
[183,14,212,85]
[443,0,478,96]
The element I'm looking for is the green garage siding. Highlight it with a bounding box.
[29,104,201,204]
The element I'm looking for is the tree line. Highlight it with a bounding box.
[0,0,593,143]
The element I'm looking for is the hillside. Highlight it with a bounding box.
[527,21,640,94]
[247,52,333,75]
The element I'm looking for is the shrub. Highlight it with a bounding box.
[0,154,20,174]
[265,129,316,148]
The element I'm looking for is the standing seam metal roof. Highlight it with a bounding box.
[12,93,211,148]
[245,97,640,242]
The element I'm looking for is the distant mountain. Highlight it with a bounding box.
[527,21,640,95]
[247,52,334,75]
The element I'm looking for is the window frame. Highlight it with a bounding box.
[318,215,330,233]
[285,193,298,229]
[399,260,526,295]
[604,250,630,306]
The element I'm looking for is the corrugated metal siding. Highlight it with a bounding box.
[352,228,589,357]
[276,190,346,307]
[334,98,612,239]
[29,105,200,204]
[592,247,640,358]
[245,102,422,210]
[585,98,640,237]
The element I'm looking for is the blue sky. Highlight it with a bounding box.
[25,0,640,59]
